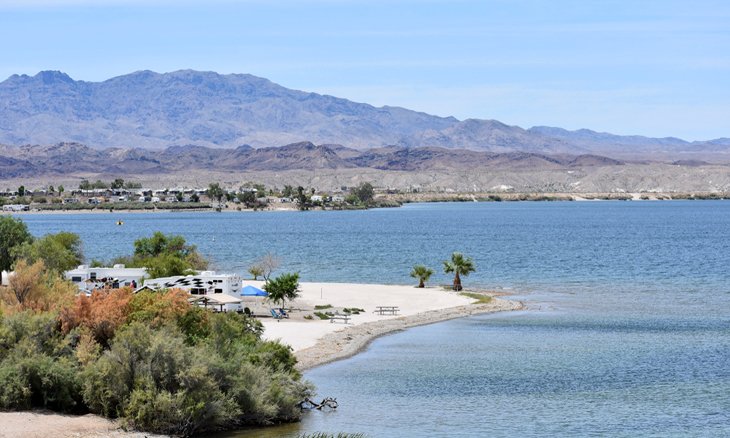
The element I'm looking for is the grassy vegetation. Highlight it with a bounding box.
[459,292,493,304]
[314,304,332,310]
[313,312,331,320]
[342,308,365,315]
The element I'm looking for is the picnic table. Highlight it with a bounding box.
[374,306,400,315]
[330,314,351,324]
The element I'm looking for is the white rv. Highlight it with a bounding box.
[65,264,148,293]
[142,271,243,311]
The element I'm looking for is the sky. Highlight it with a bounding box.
[0,0,728,140]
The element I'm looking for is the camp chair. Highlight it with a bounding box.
[270,309,282,319]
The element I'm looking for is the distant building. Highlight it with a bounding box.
[2,204,29,212]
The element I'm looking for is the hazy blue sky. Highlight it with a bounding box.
[1,0,728,140]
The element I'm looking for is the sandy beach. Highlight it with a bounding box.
[0,281,522,437]
[250,281,523,370]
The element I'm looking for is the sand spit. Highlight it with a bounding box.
[295,297,522,370]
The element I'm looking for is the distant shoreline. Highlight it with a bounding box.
[3,192,729,216]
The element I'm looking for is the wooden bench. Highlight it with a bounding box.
[374,306,400,315]
[330,314,351,324]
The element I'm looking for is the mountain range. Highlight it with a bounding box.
[0,141,629,179]
[0,70,727,157]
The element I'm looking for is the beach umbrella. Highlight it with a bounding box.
[241,285,268,296]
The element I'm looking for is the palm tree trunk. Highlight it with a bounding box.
[418,279,425,288]
[453,272,462,291]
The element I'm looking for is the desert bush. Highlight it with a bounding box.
[59,288,134,347]
[127,289,190,327]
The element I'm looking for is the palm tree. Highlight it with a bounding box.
[443,252,475,291]
[410,265,434,288]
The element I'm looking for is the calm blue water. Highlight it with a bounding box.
[18,201,730,437]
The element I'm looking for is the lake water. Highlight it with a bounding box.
[20,201,730,437]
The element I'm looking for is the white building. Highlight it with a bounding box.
[142,271,243,311]
[65,264,148,292]
[2,204,29,212]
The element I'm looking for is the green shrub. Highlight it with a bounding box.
[314,304,332,310]
[0,352,81,412]
[313,312,331,320]
[0,365,31,409]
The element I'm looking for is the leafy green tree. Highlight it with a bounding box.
[79,180,91,190]
[191,193,200,203]
[352,182,374,205]
[296,186,308,210]
[237,191,256,207]
[282,185,295,198]
[58,185,65,195]
[110,178,125,189]
[134,231,188,258]
[124,232,208,277]
[207,183,225,204]
[17,186,25,197]
[264,272,300,309]
[0,216,32,272]
[12,232,83,273]
[443,252,475,291]
[248,264,263,280]
[48,185,55,194]
[410,264,434,288]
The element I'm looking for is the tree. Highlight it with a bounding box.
[6,259,45,307]
[111,178,125,189]
[79,179,91,190]
[264,273,300,309]
[352,182,374,205]
[58,185,65,195]
[237,191,256,207]
[410,264,434,288]
[443,252,475,291]
[296,186,308,210]
[191,193,200,203]
[12,232,84,273]
[207,183,225,204]
[48,185,55,194]
[0,215,32,272]
[124,232,208,277]
[282,185,295,198]
[254,252,280,281]
[92,180,108,189]
[248,265,263,280]
[17,186,25,197]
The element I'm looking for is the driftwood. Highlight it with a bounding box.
[298,397,338,410]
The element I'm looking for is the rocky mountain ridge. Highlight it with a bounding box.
[0,70,726,157]
[1,141,632,179]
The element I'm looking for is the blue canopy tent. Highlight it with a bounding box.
[241,285,268,297]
